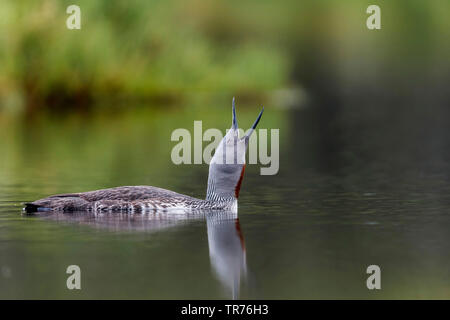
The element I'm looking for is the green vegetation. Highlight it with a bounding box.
[0,0,449,115]
[0,0,292,114]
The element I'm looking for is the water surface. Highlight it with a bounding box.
[1,100,450,299]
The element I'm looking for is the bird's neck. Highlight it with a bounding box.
[206,175,236,202]
[205,163,245,202]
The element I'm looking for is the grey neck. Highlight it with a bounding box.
[206,175,236,202]
[206,163,243,202]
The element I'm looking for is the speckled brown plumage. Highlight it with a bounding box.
[25,186,235,213]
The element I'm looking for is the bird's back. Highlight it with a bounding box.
[25,186,205,213]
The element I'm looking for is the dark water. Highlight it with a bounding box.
[1,96,450,299]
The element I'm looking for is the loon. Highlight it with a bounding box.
[24,99,263,214]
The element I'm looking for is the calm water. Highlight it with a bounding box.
[1,97,450,299]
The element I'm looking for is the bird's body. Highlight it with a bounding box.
[26,186,237,213]
[24,98,263,214]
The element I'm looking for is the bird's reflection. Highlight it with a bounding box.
[206,211,247,299]
[30,209,248,298]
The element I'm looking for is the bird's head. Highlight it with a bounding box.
[207,98,264,200]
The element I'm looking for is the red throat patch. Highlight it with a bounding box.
[234,165,246,198]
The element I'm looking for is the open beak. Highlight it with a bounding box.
[231,97,264,137]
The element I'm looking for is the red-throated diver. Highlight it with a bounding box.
[24,99,263,213]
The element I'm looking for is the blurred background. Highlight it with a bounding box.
[1,0,448,116]
[1,0,450,299]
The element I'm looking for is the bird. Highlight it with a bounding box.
[24,98,264,214]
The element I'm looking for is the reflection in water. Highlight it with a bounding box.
[206,212,247,299]
[37,210,205,232]
[33,210,248,299]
